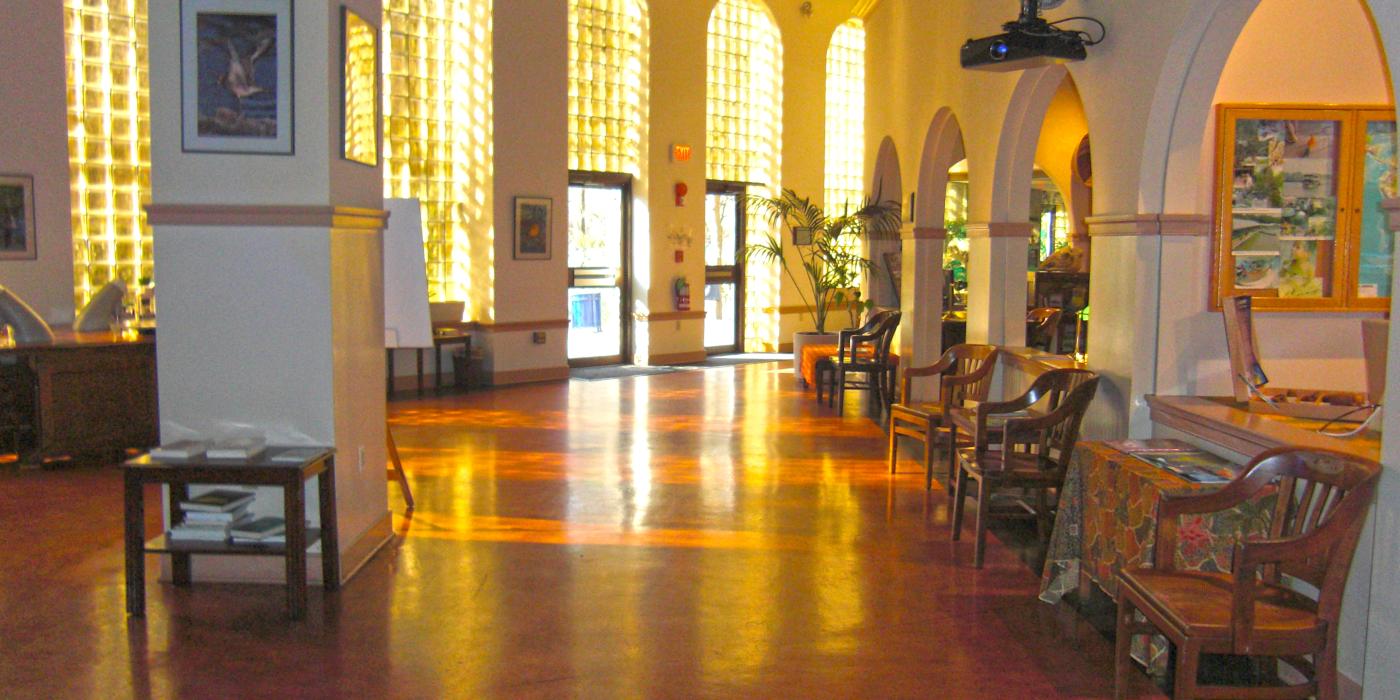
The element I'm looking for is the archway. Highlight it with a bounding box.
[1132,1,1397,694]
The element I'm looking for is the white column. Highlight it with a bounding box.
[965,222,1032,346]
[900,225,944,401]
[147,0,389,584]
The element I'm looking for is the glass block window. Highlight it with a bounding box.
[63,0,152,309]
[383,0,493,308]
[707,0,782,351]
[568,0,647,176]
[706,0,781,186]
[824,20,864,216]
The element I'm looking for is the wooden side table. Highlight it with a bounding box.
[122,448,340,620]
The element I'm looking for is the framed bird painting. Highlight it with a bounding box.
[181,0,294,154]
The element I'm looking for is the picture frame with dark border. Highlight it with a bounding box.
[0,173,37,261]
[180,0,294,155]
[340,6,380,166]
[513,197,553,260]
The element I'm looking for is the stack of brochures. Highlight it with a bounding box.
[1104,439,1238,484]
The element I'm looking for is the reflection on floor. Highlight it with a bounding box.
[0,360,1163,698]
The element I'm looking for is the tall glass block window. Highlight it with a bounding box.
[383,0,493,309]
[63,0,152,309]
[824,20,864,215]
[568,0,647,176]
[706,0,782,351]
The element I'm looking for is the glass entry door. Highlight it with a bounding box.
[567,173,631,365]
[704,182,745,353]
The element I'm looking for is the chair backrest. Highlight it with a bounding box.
[837,308,896,361]
[940,344,999,405]
[875,310,901,361]
[1000,368,1100,475]
[1245,448,1380,616]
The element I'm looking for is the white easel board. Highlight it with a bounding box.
[383,198,432,349]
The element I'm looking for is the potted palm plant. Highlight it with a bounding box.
[743,189,903,378]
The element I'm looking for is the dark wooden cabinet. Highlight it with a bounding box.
[1033,272,1089,354]
[0,330,157,465]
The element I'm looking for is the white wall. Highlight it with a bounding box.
[0,2,75,323]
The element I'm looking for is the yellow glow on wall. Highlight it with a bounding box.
[63,0,152,310]
[706,0,782,351]
[568,0,647,176]
[383,0,493,313]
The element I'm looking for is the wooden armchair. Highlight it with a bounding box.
[830,311,902,417]
[950,368,1099,568]
[886,344,999,490]
[1114,447,1381,700]
[1026,307,1063,353]
[815,308,895,404]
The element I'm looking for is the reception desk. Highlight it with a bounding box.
[1145,394,1380,462]
[0,329,158,465]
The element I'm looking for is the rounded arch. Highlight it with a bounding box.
[870,136,903,206]
[914,107,967,229]
[988,64,1071,223]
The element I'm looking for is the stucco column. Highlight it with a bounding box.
[899,225,945,401]
[965,221,1032,346]
[146,0,391,584]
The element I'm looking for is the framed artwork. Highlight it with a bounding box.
[791,226,814,246]
[514,197,553,260]
[0,174,36,261]
[340,6,379,166]
[1212,104,1396,311]
[181,0,294,154]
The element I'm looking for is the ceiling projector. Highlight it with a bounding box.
[960,0,1103,72]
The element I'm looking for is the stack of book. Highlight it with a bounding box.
[167,488,256,542]
[230,517,287,545]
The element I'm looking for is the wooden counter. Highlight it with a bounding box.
[0,329,157,464]
[1145,394,1379,462]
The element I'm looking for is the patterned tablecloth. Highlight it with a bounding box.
[798,344,898,388]
[1039,441,1275,674]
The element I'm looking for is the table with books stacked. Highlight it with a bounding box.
[122,439,339,620]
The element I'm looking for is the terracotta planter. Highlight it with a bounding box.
[791,330,838,387]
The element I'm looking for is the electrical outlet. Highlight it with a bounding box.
[532,331,547,344]
[358,446,365,473]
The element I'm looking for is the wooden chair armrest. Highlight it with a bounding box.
[904,356,956,378]
[1156,470,1271,520]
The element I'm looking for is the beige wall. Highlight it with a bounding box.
[0,2,75,323]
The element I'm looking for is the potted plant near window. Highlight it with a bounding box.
[743,189,903,381]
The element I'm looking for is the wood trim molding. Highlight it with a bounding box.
[636,310,706,322]
[491,366,570,385]
[475,319,570,333]
[339,510,395,585]
[1382,197,1400,231]
[1086,213,1210,237]
[145,204,389,230]
[1145,394,1378,462]
[908,226,947,241]
[648,350,706,366]
[966,222,1034,238]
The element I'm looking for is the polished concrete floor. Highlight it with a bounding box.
[0,361,1163,698]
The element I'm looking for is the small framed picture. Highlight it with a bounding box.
[181,0,294,154]
[340,6,379,166]
[0,174,36,261]
[791,226,814,246]
[513,197,552,260]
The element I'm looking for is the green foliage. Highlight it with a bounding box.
[742,189,902,333]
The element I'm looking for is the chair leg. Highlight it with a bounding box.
[921,425,934,487]
[1316,640,1339,700]
[887,418,899,474]
[973,475,989,568]
[945,425,958,498]
[1114,595,1135,700]
[833,367,843,410]
[1173,641,1199,700]
[951,463,966,540]
[1035,487,1051,543]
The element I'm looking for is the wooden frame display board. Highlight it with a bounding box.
[1212,104,1397,311]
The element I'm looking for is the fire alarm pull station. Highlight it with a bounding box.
[673,277,691,311]
[674,182,688,207]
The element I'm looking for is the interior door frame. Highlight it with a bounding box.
[567,170,633,367]
[704,180,747,354]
